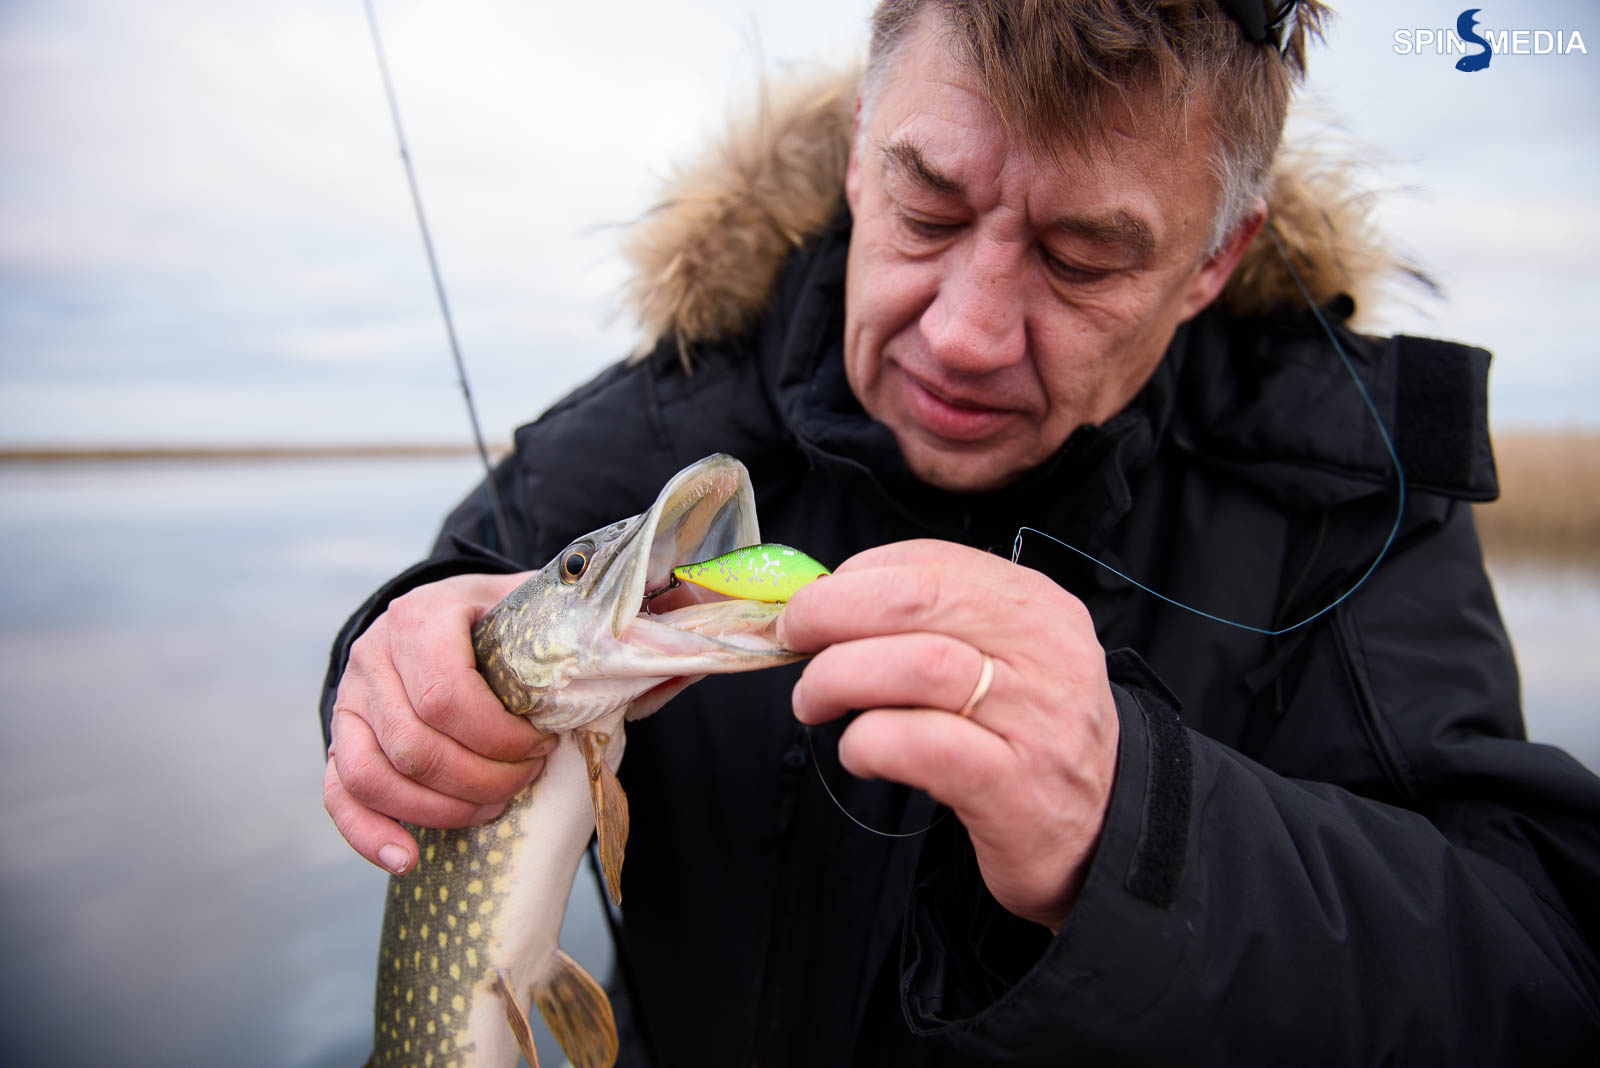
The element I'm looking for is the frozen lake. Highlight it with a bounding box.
[0,458,1594,1066]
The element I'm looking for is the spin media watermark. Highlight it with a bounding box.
[1393,8,1588,72]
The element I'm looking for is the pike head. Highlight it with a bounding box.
[471,454,801,733]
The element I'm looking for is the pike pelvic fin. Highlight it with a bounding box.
[535,948,619,1068]
[579,729,630,906]
[494,967,542,1068]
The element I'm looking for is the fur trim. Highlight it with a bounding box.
[622,68,856,367]
[622,65,1411,361]
[1223,145,1430,321]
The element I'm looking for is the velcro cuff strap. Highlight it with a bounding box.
[1107,648,1195,908]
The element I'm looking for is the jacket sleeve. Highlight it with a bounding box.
[899,502,1600,1065]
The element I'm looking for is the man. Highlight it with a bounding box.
[322,1,1600,1062]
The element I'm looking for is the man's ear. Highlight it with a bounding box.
[845,95,864,212]
[1177,197,1267,321]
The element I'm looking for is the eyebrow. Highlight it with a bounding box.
[1054,212,1155,265]
[879,137,1155,265]
[880,138,964,195]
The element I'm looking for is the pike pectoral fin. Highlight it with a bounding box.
[534,948,619,1068]
[579,729,629,906]
[494,968,541,1068]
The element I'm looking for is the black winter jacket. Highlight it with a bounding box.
[323,209,1600,1065]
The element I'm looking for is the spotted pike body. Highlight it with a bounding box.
[372,725,620,1067]
[369,455,811,1067]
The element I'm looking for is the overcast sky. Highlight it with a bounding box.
[0,0,1594,447]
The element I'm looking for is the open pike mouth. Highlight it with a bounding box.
[602,455,791,659]
[639,572,723,615]
[629,558,786,655]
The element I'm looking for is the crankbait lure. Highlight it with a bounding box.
[672,544,830,603]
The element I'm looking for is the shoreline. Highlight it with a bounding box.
[0,443,512,463]
[4,432,1595,564]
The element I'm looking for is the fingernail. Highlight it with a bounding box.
[527,736,558,759]
[378,844,410,874]
[475,802,507,823]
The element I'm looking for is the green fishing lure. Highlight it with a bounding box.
[672,544,830,603]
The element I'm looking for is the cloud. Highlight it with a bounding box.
[1298,0,1599,424]
[0,0,1594,441]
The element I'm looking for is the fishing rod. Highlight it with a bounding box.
[361,0,512,552]
[358,7,660,1060]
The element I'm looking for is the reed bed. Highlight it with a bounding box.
[1476,431,1600,565]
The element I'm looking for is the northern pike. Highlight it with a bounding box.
[368,454,819,1067]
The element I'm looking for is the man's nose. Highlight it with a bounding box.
[919,236,1027,374]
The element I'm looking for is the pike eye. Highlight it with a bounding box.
[559,548,591,583]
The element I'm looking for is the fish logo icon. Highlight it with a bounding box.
[1456,8,1493,71]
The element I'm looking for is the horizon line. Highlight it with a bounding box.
[0,443,516,464]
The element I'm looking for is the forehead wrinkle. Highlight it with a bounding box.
[879,137,964,196]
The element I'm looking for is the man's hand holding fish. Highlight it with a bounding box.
[325,571,550,875]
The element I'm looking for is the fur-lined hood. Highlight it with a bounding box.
[623,65,1407,360]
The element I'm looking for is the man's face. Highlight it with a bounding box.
[843,14,1257,492]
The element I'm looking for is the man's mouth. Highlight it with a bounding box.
[897,365,1013,443]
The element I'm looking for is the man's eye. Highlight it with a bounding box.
[899,214,959,239]
[1042,249,1112,283]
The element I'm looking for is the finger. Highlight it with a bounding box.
[792,632,988,725]
[840,706,1108,929]
[323,754,418,874]
[381,579,548,762]
[835,706,1014,821]
[408,664,550,764]
[832,538,1007,577]
[342,648,545,806]
[780,559,1073,653]
[330,706,521,829]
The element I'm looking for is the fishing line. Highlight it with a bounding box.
[361,0,513,552]
[1011,223,1408,638]
[804,725,952,838]
[820,223,1407,840]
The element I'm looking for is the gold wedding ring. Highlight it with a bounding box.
[957,653,995,718]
